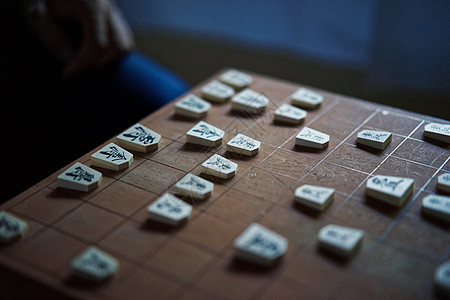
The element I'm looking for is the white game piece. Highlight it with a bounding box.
[422,194,450,222]
[174,173,214,200]
[356,130,392,150]
[71,246,118,281]
[291,88,323,109]
[423,123,450,143]
[438,173,450,193]
[116,123,161,153]
[231,88,269,114]
[366,175,414,207]
[234,223,288,266]
[147,193,192,226]
[90,143,133,171]
[0,211,28,243]
[294,185,335,211]
[435,261,450,296]
[295,127,330,149]
[57,162,102,192]
[318,224,364,258]
[174,94,211,119]
[201,80,235,103]
[219,69,253,90]
[274,103,307,124]
[201,154,238,179]
[226,133,261,156]
[186,121,224,147]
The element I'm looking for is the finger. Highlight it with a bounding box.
[26,0,76,61]
[96,6,134,67]
[64,0,110,76]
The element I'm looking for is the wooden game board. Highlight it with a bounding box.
[1,70,449,299]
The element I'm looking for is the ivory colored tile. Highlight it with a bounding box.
[116,123,161,153]
[291,88,323,109]
[226,133,261,156]
[366,175,414,207]
[147,193,192,226]
[294,184,335,211]
[90,143,133,171]
[201,154,238,179]
[145,238,216,281]
[175,94,211,119]
[185,121,224,147]
[71,246,118,281]
[318,224,364,258]
[0,211,28,243]
[273,103,307,124]
[201,80,235,102]
[438,173,450,193]
[57,162,102,192]
[219,69,252,90]
[423,122,450,143]
[231,88,269,114]
[435,261,450,296]
[234,223,288,266]
[174,173,214,200]
[356,130,392,150]
[422,194,450,222]
[295,127,329,149]
[53,203,123,242]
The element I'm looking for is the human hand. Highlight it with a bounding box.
[25,0,135,76]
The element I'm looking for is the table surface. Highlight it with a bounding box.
[1,70,450,300]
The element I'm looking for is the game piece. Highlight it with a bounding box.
[234,223,288,266]
[186,121,224,147]
[201,154,238,179]
[366,175,414,207]
[295,127,330,149]
[273,103,307,124]
[201,80,235,102]
[435,261,450,296]
[0,211,28,243]
[226,133,261,156]
[422,194,450,222]
[318,224,364,258]
[437,173,450,194]
[423,123,450,143]
[231,88,269,114]
[174,94,211,119]
[57,162,102,192]
[90,143,133,171]
[71,246,118,281]
[116,123,161,153]
[291,88,323,109]
[294,185,335,211]
[174,173,214,200]
[219,69,253,90]
[356,130,392,150]
[147,193,192,226]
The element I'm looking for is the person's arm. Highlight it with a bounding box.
[25,0,134,76]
